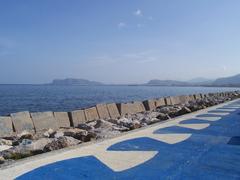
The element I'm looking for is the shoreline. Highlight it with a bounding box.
[0,91,240,167]
[1,98,240,178]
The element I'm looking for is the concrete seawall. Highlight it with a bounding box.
[0,91,239,137]
[1,98,240,179]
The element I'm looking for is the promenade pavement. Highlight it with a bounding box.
[1,99,240,179]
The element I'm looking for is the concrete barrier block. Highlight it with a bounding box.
[0,116,13,137]
[31,112,59,132]
[54,112,71,128]
[107,103,120,119]
[11,111,34,133]
[188,95,195,101]
[165,97,172,105]
[178,95,189,104]
[194,94,202,100]
[84,107,99,121]
[170,96,181,105]
[130,101,145,114]
[116,103,130,116]
[96,104,110,119]
[70,110,86,127]
[155,98,166,107]
[205,94,209,97]
[143,99,156,111]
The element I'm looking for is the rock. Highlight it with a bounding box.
[158,107,171,114]
[43,129,55,138]
[78,123,94,131]
[149,118,161,124]
[0,139,13,146]
[112,126,130,132]
[94,120,115,129]
[0,145,12,152]
[18,131,34,140]
[20,139,32,146]
[156,113,170,121]
[132,120,141,129]
[43,136,81,152]
[52,131,64,138]
[27,138,53,154]
[60,128,92,142]
[0,156,4,164]
[93,129,121,139]
[177,106,192,116]
[0,146,32,160]
[0,138,53,160]
[117,118,133,128]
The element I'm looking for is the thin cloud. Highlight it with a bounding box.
[133,9,143,17]
[118,22,126,28]
[148,16,153,21]
[137,23,144,28]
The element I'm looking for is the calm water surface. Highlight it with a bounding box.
[0,85,239,115]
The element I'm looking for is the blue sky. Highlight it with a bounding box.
[0,0,240,84]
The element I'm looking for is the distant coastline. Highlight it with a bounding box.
[46,74,240,87]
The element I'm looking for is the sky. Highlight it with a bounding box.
[0,0,240,84]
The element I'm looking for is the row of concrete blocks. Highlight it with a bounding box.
[0,91,237,137]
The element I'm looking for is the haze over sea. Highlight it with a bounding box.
[0,84,239,116]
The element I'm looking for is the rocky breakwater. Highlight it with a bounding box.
[0,91,239,166]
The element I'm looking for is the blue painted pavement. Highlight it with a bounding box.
[17,101,240,180]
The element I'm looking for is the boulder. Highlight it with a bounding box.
[132,120,141,129]
[117,118,133,128]
[0,156,4,164]
[17,131,34,140]
[43,129,55,138]
[58,128,93,142]
[20,138,53,154]
[156,113,170,121]
[78,123,94,131]
[0,145,12,152]
[0,139,13,146]
[44,136,81,152]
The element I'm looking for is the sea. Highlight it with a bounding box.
[0,85,239,116]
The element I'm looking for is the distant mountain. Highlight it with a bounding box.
[49,74,240,87]
[146,74,240,87]
[50,78,103,86]
[146,79,190,86]
[188,77,214,84]
[212,74,240,87]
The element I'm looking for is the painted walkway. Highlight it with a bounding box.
[1,99,240,179]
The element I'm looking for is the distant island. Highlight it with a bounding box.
[145,74,240,87]
[50,78,103,86]
[49,74,240,87]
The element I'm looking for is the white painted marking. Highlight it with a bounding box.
[95,150,158,172]
[217,108,235,112]
[147,134,191,144]
[195,116,221,121]
[177,123,210,130]
[207,112,229,116]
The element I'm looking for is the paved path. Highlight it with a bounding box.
[1,99,240,179]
